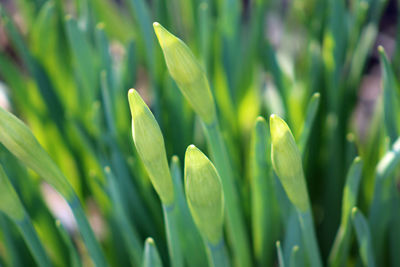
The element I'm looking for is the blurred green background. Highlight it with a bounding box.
[0,0,399,266]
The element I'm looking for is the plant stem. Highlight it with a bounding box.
[369,138,400,263]
[68,195,107,267]
[163,203,184,267]
[296,208,322,267]
[206,239,230,267]
[250,117,278,266]
[204,120,251,267]
[16,214,52,267]
[328,157,363,267]
[352,208,376,267]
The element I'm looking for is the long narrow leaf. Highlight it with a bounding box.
[378,46,400,144]
[352,207,375,267]
[328,157,363,267]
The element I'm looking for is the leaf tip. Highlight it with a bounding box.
[377,45,384,54]
[127,88,136,96]
[255,116,266,124]
[96,22,105,30]
[104,166,111,173]
[312,92,321,99]
[269,114,290,143]
[127,88,142,114]
[145,237,155,246]
[171,155,179,164]
[153,22,172,48]
[351,207,358,218]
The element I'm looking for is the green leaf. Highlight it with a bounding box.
[0,164,25,221]
[170,156,208,267]
[347,24,378,89]
[289,245,301,267]
[282,210,303,265]
[142,238,163,267]
[0,107,106,266]
[322,0,346,109]
[126,0,155,74]
[89,0,134,42]
[0,165,51,267]
[277,241,286,267]
[369,137,400,262]
[64,15,97,107]
[0,107,74,199]
[250,116,279,266]
[56,220,81,267]
[298,92,320,156]
[104,167,142,266]
[352,207,376,267]
[378,46,400,144]
[162,204,184,267]
[328,157,363,267]
[1,6,66,131]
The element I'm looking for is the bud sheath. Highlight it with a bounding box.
[153,22,216,124]
[184,145,224,244]
[0,165,25,221]
[270,114,309,211]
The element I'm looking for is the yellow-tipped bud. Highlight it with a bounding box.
[184,145,224,244]
[128,89,174,205]
[270,114,309,211]
[0,165,25,221]
[0,107,74,199]
[153,22,216,124]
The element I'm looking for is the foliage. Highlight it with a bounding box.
[0,0,399,266]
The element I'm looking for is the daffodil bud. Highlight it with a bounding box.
[270,114,309,211]
[0,107,74,199]
[153,22,216,124]
[184,145,224,244]
[0,165,25,221]
[128,89,174,205]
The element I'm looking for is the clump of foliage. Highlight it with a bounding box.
[0,0,399,266]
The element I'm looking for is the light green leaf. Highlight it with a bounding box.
[0,107,74,199]
[352,207,375,267]
[142,238,163,267]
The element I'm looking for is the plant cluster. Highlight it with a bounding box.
[0,0,399,266]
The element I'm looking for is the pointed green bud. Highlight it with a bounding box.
[270,114,309,211]
[0,107,74,199]
[153,22,216,124]
[0,165,25,221]
[184,145,224,244]
[128,89,174,205]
